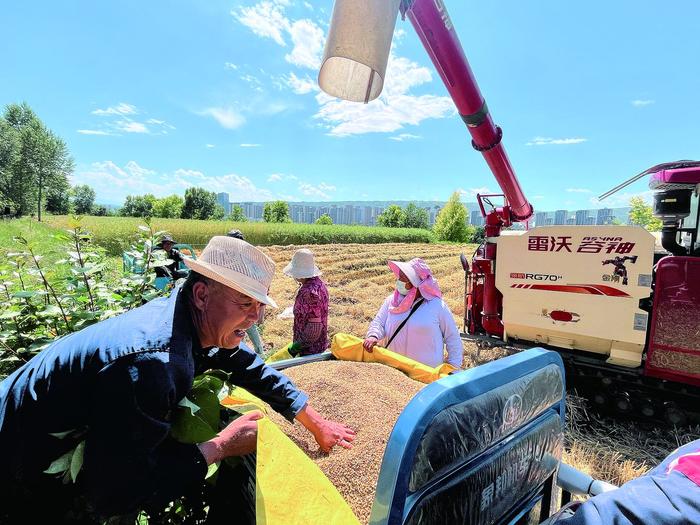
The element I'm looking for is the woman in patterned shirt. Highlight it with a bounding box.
[284,249,329,356]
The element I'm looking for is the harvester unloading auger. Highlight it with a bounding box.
[318,0,700,425]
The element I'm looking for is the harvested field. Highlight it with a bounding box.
[259,243,697,493]
[268,360,424,525]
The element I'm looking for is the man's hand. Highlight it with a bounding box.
[363,337,378,352]
[198,410,264,465]
[295,405,356,453]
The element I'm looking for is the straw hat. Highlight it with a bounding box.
[183,236,278,307]
[283,249,322,279]
[388,259,421,287]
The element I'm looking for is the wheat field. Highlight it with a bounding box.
[256,242,698,487]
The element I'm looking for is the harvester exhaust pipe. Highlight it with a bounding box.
[318,0,401,104]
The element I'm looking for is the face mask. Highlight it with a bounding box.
[395,280,410,296]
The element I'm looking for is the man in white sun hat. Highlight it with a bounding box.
[284,248,329,357]
[0,236,355,522]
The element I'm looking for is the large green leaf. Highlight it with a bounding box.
[170,407,217,444]
[12,290,38,299]
[188,387,221,430]
[44,450,72,474]
[70,441,85,482]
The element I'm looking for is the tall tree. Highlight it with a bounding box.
[0,119,21,215]
[0,103,73,220]
[403,203,430,229]
[0,104,37,216]
[263,200,291,223]
[45,180,72,214]
[316,213,333,225]
[21,121,74,221]
[152,194,184,218]
[121,194,156,217]
[73,184,96,215]
[181,187,220,220]
[628,197,662,231]
[434,191,469,242]
[377,204,406,228]
[228,204,247,222]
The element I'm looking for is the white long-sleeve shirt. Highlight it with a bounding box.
[366,294,463,368]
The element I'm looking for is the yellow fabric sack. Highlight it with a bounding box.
[220,391,360,525]
[265,343,294,364]
[256,418,360,525]
[330,333,456,384]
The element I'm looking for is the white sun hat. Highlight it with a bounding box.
[283,248,322,279]
[183,236,278,308]
[388,259,421,287]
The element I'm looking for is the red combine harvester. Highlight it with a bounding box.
[317,0,700,424]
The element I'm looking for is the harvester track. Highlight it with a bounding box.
[460,334,700,427]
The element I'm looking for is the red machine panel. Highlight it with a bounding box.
[646,256,700,386]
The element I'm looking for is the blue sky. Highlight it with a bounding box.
[3,0,699,210]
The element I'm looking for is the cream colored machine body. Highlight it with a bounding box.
[495,226,655,367]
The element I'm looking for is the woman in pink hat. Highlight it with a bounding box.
[284,248,329,356]
[363,258,463,368]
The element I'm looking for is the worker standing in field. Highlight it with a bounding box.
[284,248,330,356]
[0,236,354,523]
[363,258,463,368]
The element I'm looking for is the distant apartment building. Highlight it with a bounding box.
[470,210,484,227]
[597,208,614,225]
[554,210,567,225]
[535,212,548,228]
[216,192,230,215]
[575,209,590,225]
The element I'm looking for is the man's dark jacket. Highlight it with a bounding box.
[0,287,307,516]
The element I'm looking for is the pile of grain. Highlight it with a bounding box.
[269,361,424,525]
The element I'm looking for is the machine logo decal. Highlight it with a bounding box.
[510,283,631,297]
[602,255,638,285]
[510,272,562,281]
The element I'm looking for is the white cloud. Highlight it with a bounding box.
[526,136,588,146]
[631,99,654,107]
[199,107,246,129]
[234,0,290,46]
[225,62,239,70]
[284,72,317,94]
[77,129,112,135]
[240,143,261,147]
[566,188,593,193]
[298,182,335,199]
[71,160,322,205]
[92,103,138,116]
[267,172,297,182]
[240,74,264,93]
[285,19,325,69]
[126,161,157,178]
[115,120,149,134]
[303,1,313,9]
[458,187,492,198]
[234,2,324,70]
[206,144,215,148]
[533,195,545,200]
[314,53,454,137]
[389,133,421,141]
